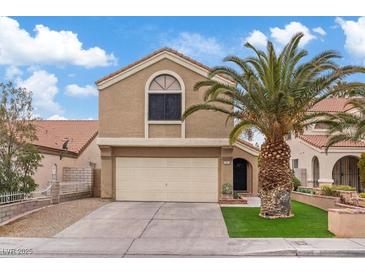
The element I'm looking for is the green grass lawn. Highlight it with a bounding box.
[221,201,334,238]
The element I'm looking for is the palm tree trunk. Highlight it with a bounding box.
[258,139,293,218]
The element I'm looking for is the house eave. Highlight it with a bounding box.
[96,51,233,90]
[97,137,230,147]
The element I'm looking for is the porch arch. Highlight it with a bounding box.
[332,156,360,191]
[233,158,253,192]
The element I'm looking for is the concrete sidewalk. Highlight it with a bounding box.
[1,237,365,257]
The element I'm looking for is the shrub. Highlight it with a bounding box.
[320,185,334,196]
[292,176,301,191]
[332,185,355,191]
[222,183,233,195]
[296,187,314,194]
[359,193,365,199]
[320,184,356,196]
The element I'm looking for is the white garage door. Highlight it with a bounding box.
[116,157,218,202]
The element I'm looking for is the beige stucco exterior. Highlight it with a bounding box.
[97,50,260,201]
[33,137,101,190]
[287,133,363,188]
[99,58,232,139]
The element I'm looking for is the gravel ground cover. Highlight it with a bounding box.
[0,198,109,237]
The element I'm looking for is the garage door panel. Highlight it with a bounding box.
[118,191,166,201]
[116,157,218,202]
[166,191,217,202]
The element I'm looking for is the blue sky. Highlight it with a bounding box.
[1,16,365,121]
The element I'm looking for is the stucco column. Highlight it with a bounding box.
[100,146,113,199]
[317,153,338,186]
[221,146,234,198]
[50,181,60,204]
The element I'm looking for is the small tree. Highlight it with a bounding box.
[359,153,365,187]
[0,82,43,193]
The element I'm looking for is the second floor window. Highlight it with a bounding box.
[148,74,182,121]
[149,94,181,120]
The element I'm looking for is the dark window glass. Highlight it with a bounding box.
[149,94,181,120]
[148,94,164,120]
[292,159,299,169]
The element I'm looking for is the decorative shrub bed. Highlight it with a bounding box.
[293,184,365,209]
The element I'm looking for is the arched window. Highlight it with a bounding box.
[148,74,182,121]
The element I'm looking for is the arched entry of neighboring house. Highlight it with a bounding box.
[312,156,320,187]
[332,156,360,191]
[233,158,248,192]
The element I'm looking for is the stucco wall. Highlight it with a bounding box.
[328,208,365,237]
[32,137,100,190]
[98,58,233,139]
[291,191,340,211]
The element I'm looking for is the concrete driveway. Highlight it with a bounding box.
[2,202,365,257]
[56,202,228,239]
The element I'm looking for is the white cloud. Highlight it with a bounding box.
[312,27,326,36]
[5,66,22,80]
[65,84,98,97]
[165,32,225,64]
[0,16,116,68]
[270,21,316,46]
[17,70,62,116]
[48,114,67,120]
[336,17,365,64]
[244,30,268,49]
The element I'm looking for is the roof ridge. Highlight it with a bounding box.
[95,47,233,85]
[35,119,98,122]
[299,134,365,148]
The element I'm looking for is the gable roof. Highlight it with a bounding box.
[95,47,233,89]
[235,138,261,152]
[32,120,98,155]
[308,98,354,113]
[299,134,365,149]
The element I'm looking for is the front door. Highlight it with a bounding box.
[233,158,247,191]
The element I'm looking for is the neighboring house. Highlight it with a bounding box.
[96,48,260,202]
[31,120,100,190]
[287,98,365,192]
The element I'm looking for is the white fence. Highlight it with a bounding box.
[0,180,92,206]
[0,192,29,205]
[0,184,52,205]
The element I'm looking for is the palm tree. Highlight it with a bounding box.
[325,97,365,149]
[182,33,365,218]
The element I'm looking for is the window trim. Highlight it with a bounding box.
[145,70,185,139]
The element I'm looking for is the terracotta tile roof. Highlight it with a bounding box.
[31,120,98,154]
[299,135,365,148]
[95,47,233,85]
[309,98,354,113]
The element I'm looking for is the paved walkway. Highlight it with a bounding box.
[1,201,365,257]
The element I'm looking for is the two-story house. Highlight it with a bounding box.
[95,48,260,202]
[287,98,365,192]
